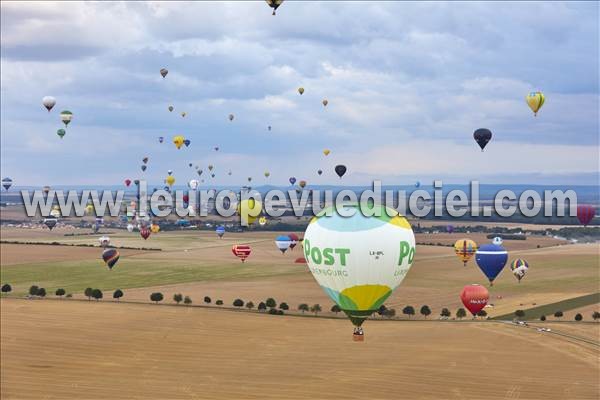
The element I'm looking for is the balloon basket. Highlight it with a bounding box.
[353,333,365,342]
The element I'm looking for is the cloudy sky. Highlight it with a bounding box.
[1,1,598,186]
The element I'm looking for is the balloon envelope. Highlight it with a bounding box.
[510,259,529,282]
[460,284,489,316]
[473,128,492,151]
[289,177,296,185]
[334,165,347,178]
[2,177,12,191]
[232,244,251,262]
[275,235,291,253]
[288,233,299,249]
[577,204,595,226]
[42,96,56,111]
[475,243,508,284]
[216,226,226,238]
[102,248,120,269]
[526,91,545,116]
[160,68,168,78]
[454,239,477,266]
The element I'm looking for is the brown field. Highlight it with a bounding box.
[1,299,598,400]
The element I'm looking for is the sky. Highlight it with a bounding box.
[1,1,598,187]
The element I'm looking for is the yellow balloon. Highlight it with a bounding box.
[85,204,94,215]
[173,135,185,149]
[298,87,304,95]
[454,239,477,266]
[323,149,330,156]
[237,198,262,226]
[165,175,175,187]
[526,91,545,116]
[150,224,160,233]
[259,216,267,226]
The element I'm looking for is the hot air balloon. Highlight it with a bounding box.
[475,243,508,285]
[275,235,292,253]
[140,227,151,240]
[56,129,66,139]
[184,139,191,147]
[50,207,61,218]
[460,284,489,316]
[214,146,219,151]
[335,165,347,178]
[42,96,56,112]
[237,198,262,226]
[526,91,545,116]
[197,169,203,176]
[165,175,175,187]
[289,177,296,185]
[228,114,234,121]
[446,225,454,234]
[167,170,173,176]
[265,0,284,15]
[228,170,232,176]
[142,157,149,164]
[322,99,328,107]
[577,204,595,226]
[127,224,134,233]
[299,180,307,189]
[216,225,226,238]
[232,244,252,262]
[182,194,189,204]
[317,169,323,176]
[454,239,477,266]
[473,128,492,151]
[102,248,120,269]
[323,149,330,156]
[43,186,51,194]
[268,125,272,131]
[160,68,168,78]
[181,112,186,118]
[2,177,12,191]
[247,177,252,182]
[141,165,147,172]
[288,233,299,249]
[264,171,270,178]
[298,87,304,95]
[98,236,110,247]
[189,179,199,190]
[304,204,415,336]
[415,181,421,188]
[211,174,215,178]
[173,135,185,149]
[44,217,58,230]
[60,110,73,127]
[124,179,131,187]
[510,259,529,282]
[259,216,267,226]
[492,236,503,246]
[150,224,160,233]
[159,136,164,143]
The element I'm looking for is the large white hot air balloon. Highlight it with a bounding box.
[42,96,56,112]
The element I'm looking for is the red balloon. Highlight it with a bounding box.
[140,227,151,240]
[577,204,595,226]
[232,244,251,262]
[288,233,299,249]
[125,179,131,187]
[182,194,189,203]
[460,284,489,316]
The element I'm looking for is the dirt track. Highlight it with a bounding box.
[1,299,598,400]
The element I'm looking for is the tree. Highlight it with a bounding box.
[184,296,192,306]
[84,287,93,301]
[1,284,12,294]
[150,292,164,304]
[246,301,255,310]
[554,311,563,319]
[29,285,39,297]
[310,304,322,315]
[456,308,467,320]
[265,298,277,308]
[477,310,488,318]
[540,315,546,321]
[383,308,396,319]
[420,305,431,318]
[216,300,223,306]
[514,309,525,320]
[331,304,341,315]
[440,308,451,318]
[574,313,583,321]
[173,293,183,305]
[402,305,415,319]
[204,296,211,304]
[593,311,600,321]
[298,303,309,314]
[113,289,123,301]
[55,288,66,297]
[258,302,267,311]
[233,299,244,307]
[37,287,47,298]
[91,289,103,301]
[268,308,279,315]
[279,302,289,311]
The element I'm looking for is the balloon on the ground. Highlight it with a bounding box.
[335,165,347,178]
[460,284,489,316]
[275,235,292,253]
[232,244,251,262]
[475,243,508,285]
[102,248,120,269]
[303,204,415,328]
[454,239,477,266]
[60,110,73,127]
[160,68,168,78]
[526,91,545,116]
[473,128,492,151]
[577,204,595,226]
[42,96,56,112]
[265,0,284,15]
[510,259,529,282]
[216,226,225,238]
[2,177,12,191]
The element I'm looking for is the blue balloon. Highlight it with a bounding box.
[415,181,420,188]
[475,243,508,285]
[216,225,225,238]
[289,177,296,185]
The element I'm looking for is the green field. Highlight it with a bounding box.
[493,292,600,320]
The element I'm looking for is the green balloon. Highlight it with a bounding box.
[57,129,66,138]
